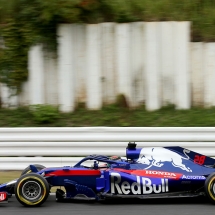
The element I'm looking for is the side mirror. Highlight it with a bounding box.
[93,161,99,170]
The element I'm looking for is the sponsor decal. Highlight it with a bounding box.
[113,169,182,180]
[0,192,7,202]
[181,181,191,184]
[136,147,192,172]
[144,170,180,179]
[111,172,169,195]
[182,175,206,180]
[194,155,206,165]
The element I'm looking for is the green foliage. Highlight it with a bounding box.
[1,0,215,92]
[0,22,28,92]
[0,0,18,23]
[30,104,60,124]
[2,104,215,127]
[116,94,129,109]
[0,0,82,92]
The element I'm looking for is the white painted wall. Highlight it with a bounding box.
[0,83,10,108]
[191,43,204,106]
[19,81,29,106]
[44,52,58,105]
[2,21,215,111]
[57,24,75,112]
[28,44,45,105]
[130,22,145,107]
[115,23,132,106]
[101,23,116,105]
[145,22,161,111]
[204,43,215,107]
[174,22,191,109]
[72,24,87,104]
[86,24,102,110]
[160,22,174,105]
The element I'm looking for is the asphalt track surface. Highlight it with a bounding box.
[1,195,215,215]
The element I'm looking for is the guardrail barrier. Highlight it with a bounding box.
[0,127,215,170]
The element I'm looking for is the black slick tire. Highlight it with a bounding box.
[15,173,49,207]
[20,164,46,176]
[205,173,215,204]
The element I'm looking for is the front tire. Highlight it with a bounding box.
[21,164,46,176]
[15,173,49,207]
[205,173,215,204]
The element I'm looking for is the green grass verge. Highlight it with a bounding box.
[0,171,20,183]
[0,171,65,193]
[1,104,215,127]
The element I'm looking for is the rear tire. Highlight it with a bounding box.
[205,173,215,204]
[15,173,49,207]
[21,164,46,176]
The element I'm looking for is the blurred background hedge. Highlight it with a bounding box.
[1,0,215,92]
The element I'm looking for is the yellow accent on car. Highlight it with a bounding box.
[208,176,215,201]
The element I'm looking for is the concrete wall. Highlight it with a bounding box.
[1,21,213,111]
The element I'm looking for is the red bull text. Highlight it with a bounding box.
[111,172,169,195]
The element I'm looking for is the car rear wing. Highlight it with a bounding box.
[165,146,215,167]
[126,143,215,168]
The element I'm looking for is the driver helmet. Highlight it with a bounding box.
[109,155,121,160]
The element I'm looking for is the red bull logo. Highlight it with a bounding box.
[137,147,192,172]
[111,172,169,195]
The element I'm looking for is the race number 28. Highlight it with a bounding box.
[194,155,206,165]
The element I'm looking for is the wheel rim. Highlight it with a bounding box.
[212,183,215,194]
[22,181,42,201]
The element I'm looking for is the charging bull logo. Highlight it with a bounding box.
[136,147,192,172]
[111,172,169,195]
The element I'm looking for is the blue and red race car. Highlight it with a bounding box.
[1,142,215,206]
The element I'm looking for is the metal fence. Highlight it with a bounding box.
[0,127,215,170]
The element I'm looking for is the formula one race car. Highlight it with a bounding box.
[1,142,215,206]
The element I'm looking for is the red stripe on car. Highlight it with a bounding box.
[45,170,101,177]
[113,169,182,180]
